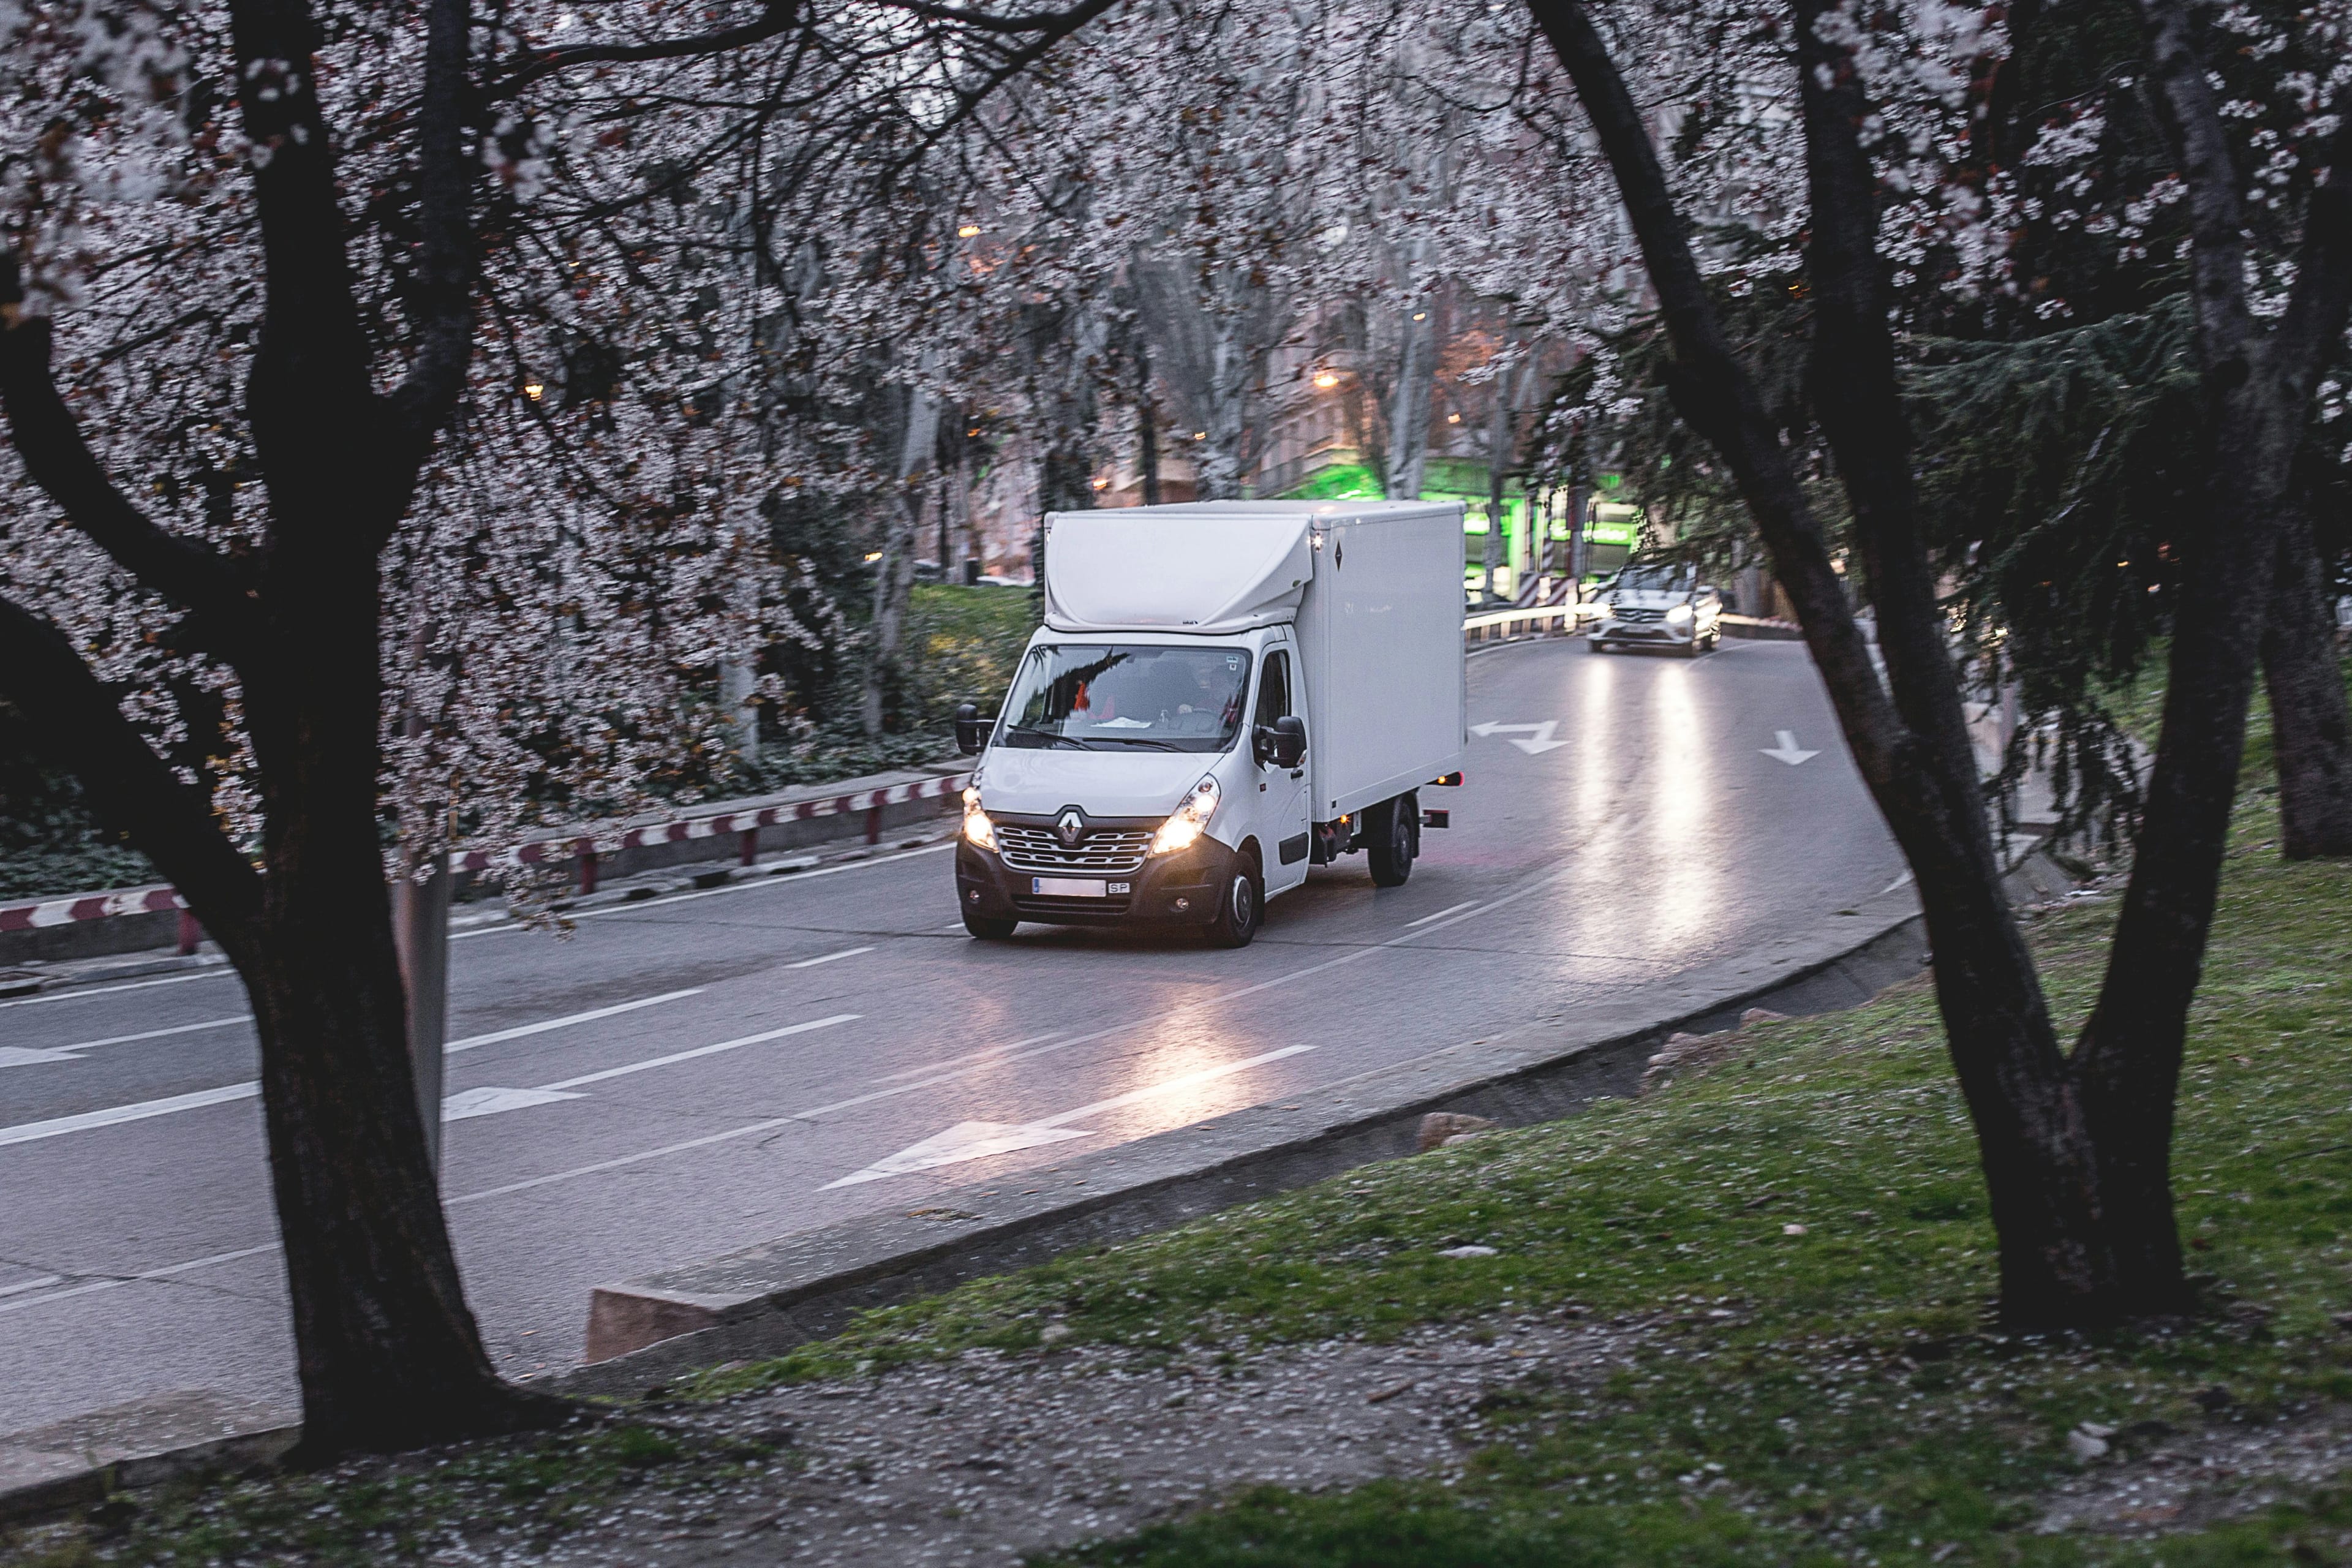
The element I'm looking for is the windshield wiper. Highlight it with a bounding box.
[1006,729,1092,750]
[1088,735,1186,751]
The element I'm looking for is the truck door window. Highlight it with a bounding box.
[1254,650,1292,729]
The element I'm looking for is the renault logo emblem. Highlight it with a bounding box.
[1057,809,1085,846]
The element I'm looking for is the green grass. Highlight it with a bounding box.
[0,1421,782,1567]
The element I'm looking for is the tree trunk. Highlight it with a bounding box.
[864,382,940,738]
[1137,341,1162,507]
[1382,284,1434,500]
[1529,0,2135,1325]
[2263,503,2352,857]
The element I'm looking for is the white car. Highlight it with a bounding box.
[1589,564,1723,656]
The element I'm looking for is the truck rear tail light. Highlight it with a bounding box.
[1428,771,1464,786]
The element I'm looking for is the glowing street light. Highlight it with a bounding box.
[957,224,982,238]
[1312,369,1339,389]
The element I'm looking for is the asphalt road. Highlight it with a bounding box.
[0,636,1904,1436]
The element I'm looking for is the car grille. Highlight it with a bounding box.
[1614,605,1665,623]
[997,824,1153,875]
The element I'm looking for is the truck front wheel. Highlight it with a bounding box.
[1366,795,1417,887]
[1206,853,1263,948]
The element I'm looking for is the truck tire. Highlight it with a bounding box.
[1206,853,1263,948]
[1366,795,1417,887]
[962,911,1018,940]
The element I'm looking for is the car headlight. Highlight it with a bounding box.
[1150,775,1220,856]
[1666,603,1694,625]
[961,786,997,851]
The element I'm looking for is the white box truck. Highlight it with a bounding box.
[951,500,1466,947]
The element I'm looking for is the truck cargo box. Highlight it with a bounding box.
[1042,500,1466,823]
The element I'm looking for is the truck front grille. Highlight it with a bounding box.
[1614,606,1665,623]
[998,824,1153,875]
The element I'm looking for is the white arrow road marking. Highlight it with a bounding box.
[1760,730,1820,765]
[0,1016,252,1068]
[1468,720,1568,755]
[0,988,717,1147]
[821,1042,1318,1189]
[823,1120,1095,1183]
[449,1013,859,1120]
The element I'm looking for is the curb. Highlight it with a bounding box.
[0,844,2079,1523]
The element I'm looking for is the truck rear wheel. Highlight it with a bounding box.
[1206,853,1263,948]
[1366,794,1417,887]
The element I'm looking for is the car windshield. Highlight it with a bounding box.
[999,644,1253,753]
[1615,564,1694,594]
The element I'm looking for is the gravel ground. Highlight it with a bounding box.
[2035,1404,2352,1538]
[540,1310,1639,1566]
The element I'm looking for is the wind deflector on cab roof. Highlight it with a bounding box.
[1041,510,1316,635]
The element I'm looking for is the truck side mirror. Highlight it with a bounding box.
[954,702,985,756]
[1270,715,1306,769]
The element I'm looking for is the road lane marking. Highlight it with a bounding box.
[445,989,704,1055]
[0,1243,279,1317]
[443,1015,861,1121]
[0,968,236,1011]
[786,946,872,970]
[0,989,716,1148]
[454,843,957,937]
[0,1082,258,1148]
[5,1016,252,1066]
[823,1044,1321,1186]
[0,1274,64,1298]
[871,1031,1065,1084]
[538,1014,858,1091]
[1408,902,1480,927]
[1879,869,1915,895]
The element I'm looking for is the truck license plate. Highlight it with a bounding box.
[1032,877,1126,897]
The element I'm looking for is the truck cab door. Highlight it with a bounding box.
[1252,646,1313,895]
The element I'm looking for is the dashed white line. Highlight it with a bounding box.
[0,988,715,1148]
[786,946,873,970]
[26,1016,252,1057]
[445,989,704,1055]
[1408,901,1481,927]
[537,1014,858,1092]
[0,1082,260,1149]
[0,968,236,1011]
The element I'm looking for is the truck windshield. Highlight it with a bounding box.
[999,644,1253,753]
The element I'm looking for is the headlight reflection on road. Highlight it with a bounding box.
[1646,665,1723,951]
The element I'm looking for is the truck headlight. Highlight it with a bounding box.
[1150,775,1220,856]
[1666,602,1695,626]
[962,786,998,851]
